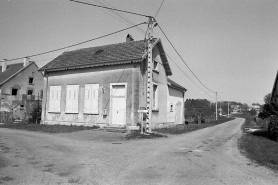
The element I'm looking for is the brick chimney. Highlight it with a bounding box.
[2,59,7,72]
[126,34,134,42]
[23,57,30,67]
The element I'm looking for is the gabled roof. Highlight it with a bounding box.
[39,38,172,75]
[167,78,187,92]
[0,62,38,86]
[271,70,278,101]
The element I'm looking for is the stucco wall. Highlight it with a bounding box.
[41,63,141,127]
[0,62,44,111]
[167,87,185,125]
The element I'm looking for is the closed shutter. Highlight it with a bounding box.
[49,86,61,112]
[83,84,99,114]
[66,85,79,113]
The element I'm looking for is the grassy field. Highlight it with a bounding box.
[154,117,235,135]
[0,123,99,133]
[238,115,278,171]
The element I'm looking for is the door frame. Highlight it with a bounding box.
[109,82,127,126]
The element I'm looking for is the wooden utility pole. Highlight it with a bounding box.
[228,101,230,118]
[146,17,155,133]
[215,92,218,120]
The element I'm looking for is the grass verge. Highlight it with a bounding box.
[154,117,235,135]
[238,115,278,171]
[0,123,99,133]
[125,131,167,140]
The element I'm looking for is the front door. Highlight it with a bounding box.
[111,85,126,125]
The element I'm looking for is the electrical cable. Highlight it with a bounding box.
[154,0,165,18]
[69,0,151,18]
[4,22,146,62]
[157,23,216,94]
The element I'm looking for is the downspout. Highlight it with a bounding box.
[44,70,48,124]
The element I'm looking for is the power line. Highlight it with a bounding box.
[165,53,214,99]
[87,0,145,35]
[154,0,165,18]
[69,0,150,18]
[157,23,216,94]
[4,22,146,62]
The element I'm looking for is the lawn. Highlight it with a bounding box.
[238,115,278,171]
[154,117,235,135]
[0,123,99,133]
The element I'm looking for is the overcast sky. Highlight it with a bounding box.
[1,0,278,105]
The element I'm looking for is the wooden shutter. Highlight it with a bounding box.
[49,86,61,112]
[66,85,79,113]
[91,84,99,114]
[83,84,99,114]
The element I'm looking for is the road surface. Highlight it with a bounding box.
[0,118,277,185]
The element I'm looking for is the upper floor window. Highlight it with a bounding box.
[27,89,33,95]
[153,59,159,72]
[29,77,34,85]
[11,85,21,96]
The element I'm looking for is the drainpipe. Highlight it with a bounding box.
[43,70,48,124]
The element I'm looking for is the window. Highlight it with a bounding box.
[27,89,33,95]
[170,103,173,112]
[48,86,61,112]
[84,84,99,114]
[29,77,34,85]
[152,84,158,110]
[66,85,79,113]
[153,59,159,72]
[12,88,18,96]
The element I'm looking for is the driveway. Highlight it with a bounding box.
[0,118,277,185]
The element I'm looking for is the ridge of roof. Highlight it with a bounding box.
[167,78,187,92]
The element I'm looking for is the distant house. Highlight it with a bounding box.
[39,35,187,129]
[0,58,44,118]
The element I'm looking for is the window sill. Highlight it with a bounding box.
[83,112,99,115]
[48,111,61,113]
[65,112,79,114]
[28,83,34,85]
[152,109,159,112]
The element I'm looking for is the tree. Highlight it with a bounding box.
[264,93,272,104]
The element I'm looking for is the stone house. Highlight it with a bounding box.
[39,35,187,129]
[0,58,44,119]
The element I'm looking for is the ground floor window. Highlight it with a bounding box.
[153,84,158,110]
[48,86,61,112]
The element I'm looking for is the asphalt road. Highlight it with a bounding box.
[0,118,277,185]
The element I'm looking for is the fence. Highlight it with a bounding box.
[0,111,13,123]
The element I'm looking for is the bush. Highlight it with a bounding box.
[268,116,278,141]
[28,101,41,124]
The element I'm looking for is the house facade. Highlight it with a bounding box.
[0,58,44,119]
[39,36,186,129]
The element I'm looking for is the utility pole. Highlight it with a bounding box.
[215,92,218,120]
[146,17,155,133]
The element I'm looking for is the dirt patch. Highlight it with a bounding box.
[57,172,70,177]
[125,131,167,140]
[0,176,14,181]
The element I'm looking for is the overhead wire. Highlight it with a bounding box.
[156,23,216,94]
[3,22,146,62]
[69,0,151,18]
[154,0,165,18]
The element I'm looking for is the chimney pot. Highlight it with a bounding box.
[126,34,134,42]
[24,57,30,67]
[2,59,7,72]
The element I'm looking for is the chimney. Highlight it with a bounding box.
[126,34,134,42]
[2,59,7,72]
[23,57,30,67]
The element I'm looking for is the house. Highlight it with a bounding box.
[271,70,278,104]
[39,35,187,129]
[0,58,44,119]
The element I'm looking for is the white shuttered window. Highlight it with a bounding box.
[84,84,99,114]
[66,85,79,113]
[49,86,61,112]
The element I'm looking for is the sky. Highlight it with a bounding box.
[1,0,278,106]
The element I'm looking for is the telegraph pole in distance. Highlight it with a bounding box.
[216,92,218,120]
[228,101,230,118]
[146,17,155,133]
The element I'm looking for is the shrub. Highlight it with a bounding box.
[268,116,278,141]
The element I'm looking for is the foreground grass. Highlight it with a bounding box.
[154,117,235,135]
[238,115,278,171]
[0,123,99,133]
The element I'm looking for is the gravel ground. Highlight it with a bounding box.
[0,118,277,185]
